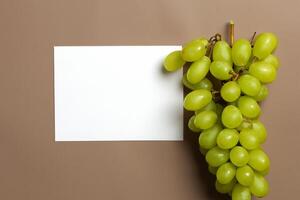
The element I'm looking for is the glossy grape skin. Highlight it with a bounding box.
[215,179,236,194]
[217,129,239,149]
[195,101,217,114]
[221,81,241,102]
[239,129,260,150]
[194,111,217,129]
[236,165,254,186]
[213,41,232,63]
[262,54,280,69]
[250,173,269,197]
[183,74,213,91]
[208,165,218,175]
[182,39,207,62]
[249,61,277,83]
[206,146,229,167]
[216,162,236,184]
[199,123,223,149]
[232,183,251,200]
[253,32,278,59]
[253,85,269,102]
[237,74,261,97]
[248,149,270,172]
[238,96,261,119]
[187,56,211,84]
[164,50,185,71]
[210,61,233,80]
[232,39,252,66]
[183,89,212,111]
[252,120,267,143]
[188,115,201,132]
[230,146,249,167]
[221,105,243,128]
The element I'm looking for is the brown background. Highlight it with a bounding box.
[0,0,299,199]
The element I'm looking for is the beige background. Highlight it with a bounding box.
[0,0,299,199]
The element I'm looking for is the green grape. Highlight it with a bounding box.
[195,101,217,114]
[236,120,252,131]
[249,61,277,83]
[252,120,267,143]
[216,162,236,184]
[253,32,278,59]
[213,40,232,63]
[208,165,218,175]
[194,110,217,129]
[238,96,261,119]
[239,129,260,150]
[163,33,277,199]
[209,61,233,80]
[181,39,207,62]
[205,146,229,167]
[163,50,185,72]
[182,74,213,90]
[215,179,236,194]
[248,149,270,172]
[220,81,241,102]
[217,129,239,149]
[232,39,252,66]
[221,105,243,128]
[194,78,213,90]
[232,183,251,200]
[187,56,211,84]
[199,123,222,149]
[188,115,201,132]
[195,38,208,46]
[250,172,269,197]
[261,54,280,69]
[237,74,261,97]
[230,146,249,167]
[236,165,254,186]
[253,85,269,102]
[183,89,212,111]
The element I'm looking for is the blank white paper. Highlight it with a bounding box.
[54,46,183,141]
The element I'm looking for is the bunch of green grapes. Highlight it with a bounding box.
[164,28,279,200]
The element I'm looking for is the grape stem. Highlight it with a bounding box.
[229,20,234,47]
[211,89,222,102]
[211,90,220,95]
[244,56,258,70]
[230,70,240,81]
[231,56,258,81]
[250,32,257,46]
[206,33,222,58]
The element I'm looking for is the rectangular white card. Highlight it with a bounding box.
[54,46,183,141]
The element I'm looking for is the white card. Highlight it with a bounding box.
[54,46,183,141]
